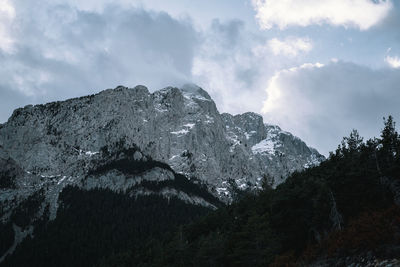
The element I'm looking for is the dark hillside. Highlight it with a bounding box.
[105,116,400,266]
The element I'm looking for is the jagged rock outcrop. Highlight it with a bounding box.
[0,84,324,262]
[0,84,323,202]
[0,84,324,207]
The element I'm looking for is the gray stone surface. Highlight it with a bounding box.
[0,84,324,217]
[0,84,325,260]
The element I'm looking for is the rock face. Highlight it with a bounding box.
[0,84,324,261]
[0,84,323,204]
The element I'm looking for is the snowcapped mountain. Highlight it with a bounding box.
[0,84,324,260]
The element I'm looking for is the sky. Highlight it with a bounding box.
[0,0,399,155]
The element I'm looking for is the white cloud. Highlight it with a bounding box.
[252,0,392,30]
[191,20,322,117]
[267,37,312,57]
[0,0,14,17]
[262,62,323,116]
[192,20,270,115]
[0,2,200,122]
[0,0,15,53]
[385,55,400,68]
[262,62,400,155]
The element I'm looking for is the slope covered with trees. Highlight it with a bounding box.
[1,146,223,267]
[1,187,214,267]
[2,117,399,267]
[103,116,400,266]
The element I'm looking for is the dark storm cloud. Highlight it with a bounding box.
[0,3,199,122]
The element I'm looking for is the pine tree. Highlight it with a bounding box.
[379,116,399,169]
[345,129,363,153]
[380,116,398,153]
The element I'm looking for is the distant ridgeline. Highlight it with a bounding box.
[99,116,400,266]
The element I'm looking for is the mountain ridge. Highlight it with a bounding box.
[0,83,325,264]
[1,84,324,195]
[0,84,324,198]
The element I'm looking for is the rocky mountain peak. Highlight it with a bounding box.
[0,83,327,261]
[181,83,212,100]
[0,84,324,207]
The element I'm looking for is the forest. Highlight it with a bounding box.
[1,146,221,267]
[101,116,400,266]
[2,187,214,267]
[1,116,399,266]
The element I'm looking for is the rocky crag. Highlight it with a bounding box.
[0,84,324,260]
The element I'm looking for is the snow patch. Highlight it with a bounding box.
[57,176,67,185]
[303,153,321,168]
[252,139,276,155]
[85,151,99,156]
[171,123,195,136]
[183,123,195,129]
[169,155,180,160]
[216,187,230,196]
[227,135,240,152]
[171,129,189,135]
[235,178,249,190]
[182,91,210,102]
[238,183,247,190]
[72,147,99,157]
[155,107,167,113]
[244,130,257,140]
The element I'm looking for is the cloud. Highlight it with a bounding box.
[192,21,318,123]
[192,19,320,118]
[267,37,312,57]
[252,0,392,30]
[262,61,400,155]
[0,0,15,53]
[0,2,199,122]
[0,2,303,126]
[385,55,400,68]
[192,19,276,115]
[2,0,398,160]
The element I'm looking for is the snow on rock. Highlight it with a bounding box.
[183,123,195,129]
[85,151,99,156]
[252,139,277,155]
[57,176,67,185]
[170,129,189,135]
[216,187,230,196]
[0,84,325,210]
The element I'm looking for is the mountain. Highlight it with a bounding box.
[100,118,400,267]
[0,84,323,265]
[0,84,323,197]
